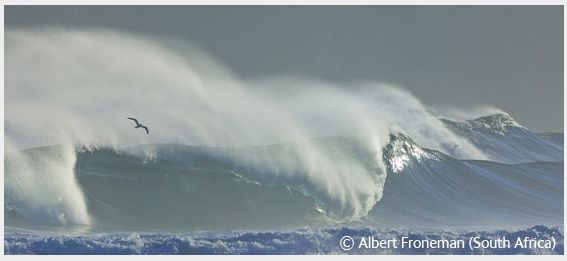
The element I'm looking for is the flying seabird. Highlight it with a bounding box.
[127,117,149,135]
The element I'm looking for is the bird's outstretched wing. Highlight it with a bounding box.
[141,126,149,135]
[127,117,139,125]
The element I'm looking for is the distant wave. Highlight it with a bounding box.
[441,114,563,163]
[4,225,563,254]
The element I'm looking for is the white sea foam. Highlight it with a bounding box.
[4,141,91,226]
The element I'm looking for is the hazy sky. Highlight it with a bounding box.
[5,6,563,132]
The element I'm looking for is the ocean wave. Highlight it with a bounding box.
[442,114,563,163]
[5,29,563,234]
[5,114,563,231]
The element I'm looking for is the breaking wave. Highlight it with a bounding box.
[4,28,563,235]
[5,114,564,231]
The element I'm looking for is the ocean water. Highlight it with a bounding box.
[4,29,564,255]
[4,114,564,255]
[4,225,563,255]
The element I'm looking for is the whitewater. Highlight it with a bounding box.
[4,28,564,254]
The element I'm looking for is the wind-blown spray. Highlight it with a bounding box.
[5,28,491,225]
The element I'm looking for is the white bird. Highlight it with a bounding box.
[127,117,149,135]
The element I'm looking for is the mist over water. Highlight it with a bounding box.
[5,28,547,228]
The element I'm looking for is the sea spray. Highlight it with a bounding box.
[5,28,558,227]
[4,142,91,226]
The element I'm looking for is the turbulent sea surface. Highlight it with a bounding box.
[5,226,563,254]
[4,114,564,254]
